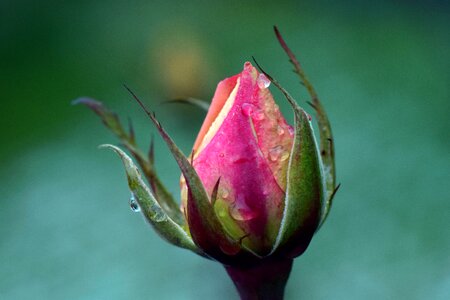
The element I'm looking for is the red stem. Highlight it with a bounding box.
[225,259,293,300]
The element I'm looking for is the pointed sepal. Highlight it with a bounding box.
[124,87,247,263]
[100,144,204,256]
[72,97,127,140]
[252,61,324,258]
[273,104,324,258]
[73,97,184,225]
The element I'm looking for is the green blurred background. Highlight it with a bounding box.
[1,0,449,299]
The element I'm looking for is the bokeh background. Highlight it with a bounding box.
[1,0,449,299]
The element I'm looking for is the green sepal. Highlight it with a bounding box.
[252,60,324,258]
[273,102,324,258]
[124,88,243,263]
[73,97,184,225]
[100,144,205,256]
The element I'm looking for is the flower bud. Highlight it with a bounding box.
[77,28,339,299]
[181,62,295,255]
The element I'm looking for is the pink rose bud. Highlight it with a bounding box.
[181,62,294,255]
[77,27,339,299]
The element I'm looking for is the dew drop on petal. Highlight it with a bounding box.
[129,193,141,212]
[230,201,258,221]
[257,73,271,89]
[222,189,229,199]
[277,125,285,136]
[241,103,255,117]
[269,145,284,161]
[280,151,290,162]
[217,206,227,218]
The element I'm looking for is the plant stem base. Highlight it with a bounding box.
[225,259,293,300]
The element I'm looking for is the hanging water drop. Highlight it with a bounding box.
[257,73,271,89]
[129,193,141,212]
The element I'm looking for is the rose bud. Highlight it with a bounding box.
[76,27,339,299]
[180,62,295,256]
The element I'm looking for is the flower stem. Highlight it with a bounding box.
[225,259,293,300]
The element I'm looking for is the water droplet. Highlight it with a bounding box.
[241,103,265,121]
[280,151,290,162]
[277,125,285,135]
[230,202,258,221]
[222,189,229,199]
[241,103,255,117]
[129,193,140,212]
[219,152,225,158]
[244,61,252,69]
[269,145,284,161]
[257,73,271,89]
[217,207,227,218]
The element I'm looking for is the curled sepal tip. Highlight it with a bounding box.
[100,144,204,256]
